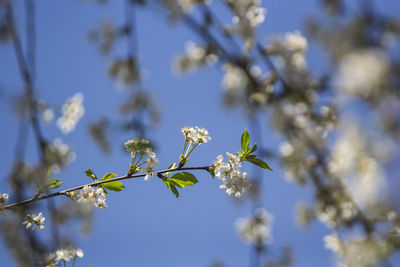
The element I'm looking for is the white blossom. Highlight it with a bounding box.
[235,208,273,244]
[213,154,250,198]
[181,126,211,144]
[23,212,45,231]
[143,152,159,181]
[77,186,107,209]
[45,246,84,266]
[57,93,85,134]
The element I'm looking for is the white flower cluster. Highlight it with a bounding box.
[45,246,84,267]
[323,234,389,267]
[270,31,309,86]
[213,153,250,198]
[226,0,267,49]
[175,41,218,73]
[316,201,358,229]
[235,208,273,244]
[163,0,211,20]
[336,49,388,99]
[46,138,76,173]
[181,126,211,144]
[77,186,107,209]
[124,138,159,181]
[22,212,45,231]
[222,63,250,92]
[124,138,152,158]
[328,123,387,211]
[57,93,85,134]
[273,31,307,70]
[143,151,159,181]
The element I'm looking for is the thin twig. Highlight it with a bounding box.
[2,166,210,210]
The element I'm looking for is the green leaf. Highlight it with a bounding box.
[102,181,125,191]
[241,129,250,152]
[171,172,198,187]
[85,169,98,181]
[101,173,117,181]
[170,183,179,198]
[249,143,257,154]
[163,180,180,198]
[245,154,257,160]
[46,178,62,189]
[246,157,272,171]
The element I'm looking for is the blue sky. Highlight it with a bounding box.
[1,0,400,266]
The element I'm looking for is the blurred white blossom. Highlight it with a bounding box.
[225,0,267,49]
[46,138,76,173]
[328,123,387,211]
[37,100,54,124]
[45,246,84,267]
[57,93,85,134]
[271,31,308,71]
[222,63,249,92]
[336,49,389,98]
[324,234,390,267]
[175,41,217,73]
[235,208,273,244]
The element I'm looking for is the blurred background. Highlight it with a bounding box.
[1,0,400,266]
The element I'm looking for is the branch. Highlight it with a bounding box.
[1,166,210,211]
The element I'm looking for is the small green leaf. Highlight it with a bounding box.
[102,181,125,191]
[101,173,117,181]
[171,172,198,186]
[47,178,62,189]
[245,154,257,160]
[241,129,250,152]
[85,169,98,181]
[246,157,272,171]
[163,180,180,198]
[249,143,257,154]
[169,179,184,189]
[170,183,179,198]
